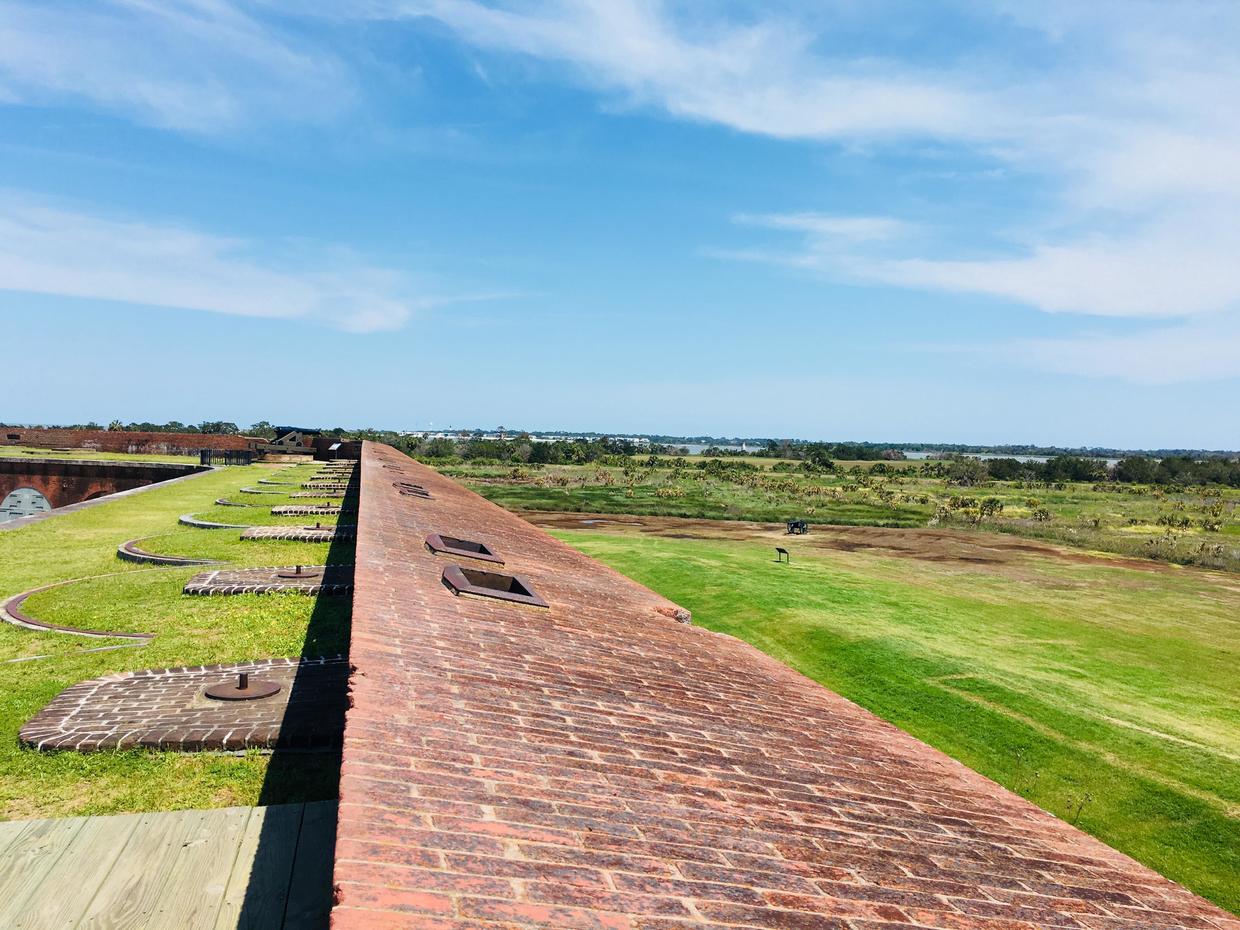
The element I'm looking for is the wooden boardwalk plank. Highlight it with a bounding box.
[0,816,89,926]
[12,812,143,930]
[281,801,337,930]
[212,803,303,930]
[75,808,211,929]
[0,817,30,857]
[0,803,335,930]
[152,806,253,930]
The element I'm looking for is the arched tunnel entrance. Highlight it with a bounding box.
[0,458,206,524]
[1,487,52,521]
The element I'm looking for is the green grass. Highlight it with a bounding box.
[444,461,1240,570]
[466,478,925,526]
[0,462,349,819]
[0,445,199,464]
[551,528,1240,914]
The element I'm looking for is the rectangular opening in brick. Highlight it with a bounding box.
[395,481,431,499]
[425,533,504,564]
[442,565,547,608]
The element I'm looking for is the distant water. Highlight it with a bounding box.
[670,446,1119,466]
[679,443,749,455]
[904,450,1120,466]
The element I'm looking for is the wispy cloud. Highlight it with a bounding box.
[352,3,1240,333]
[5,0,1239,384]
[0,195,440,332]
[744,207,1240,321]
[355,0,995,140]
[0,0,351,131]
[735,213,915,242]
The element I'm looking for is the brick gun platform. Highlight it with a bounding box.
[240,525,357,542]
[272,504,349,516]
[183,565,353,596]
[332,441,1238,930]
[19,656,348,751]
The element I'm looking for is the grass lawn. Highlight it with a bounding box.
[0,462,350,819]
[0,445,200,464]
[551,526,1240,914]
[466,478,927,526]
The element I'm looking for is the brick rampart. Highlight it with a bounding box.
[0,458,203,509]
[0,428,255,456]
[333,441,1237,930]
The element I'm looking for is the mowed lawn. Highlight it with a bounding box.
[0,463,350,819]
[552,527,1240,913]
[0,445,199,464]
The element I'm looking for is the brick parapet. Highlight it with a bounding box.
[0,428,255,456]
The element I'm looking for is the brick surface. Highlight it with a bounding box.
[332,442,1237,930]
[183,565,353,595]
[273,504,350,516]
[240,524,357,542]
[19,656,347,751]
[0,458,204,509]
[0,427,253,455]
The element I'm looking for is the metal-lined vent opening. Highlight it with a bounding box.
[425,533,504,565]
[394,481,432,499]
[442,565,548,608]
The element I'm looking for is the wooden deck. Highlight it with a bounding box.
[0,801,335,929]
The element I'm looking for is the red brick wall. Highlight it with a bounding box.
[0,460,202,509]
[0,428,254,456]
[312,436,362,460]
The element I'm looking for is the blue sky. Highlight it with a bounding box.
[1,1,1238,447]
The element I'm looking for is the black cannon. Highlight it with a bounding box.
[786,519,809,535]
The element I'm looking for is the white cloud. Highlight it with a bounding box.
[359,2,1240,341]
[0,0,351,131]
[0,195,433,332]
[4,0,1239,383]
[735,213,914,243]
[358,0,995,140]
[851,204,1240,320]
[734,201,1240,321]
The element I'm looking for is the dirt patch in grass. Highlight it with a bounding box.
[522,510,1176,573]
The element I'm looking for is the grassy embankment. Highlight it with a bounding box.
[551,526,1240,913]
[0,460,350,819]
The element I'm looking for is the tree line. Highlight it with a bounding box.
[927,454,1240,487]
